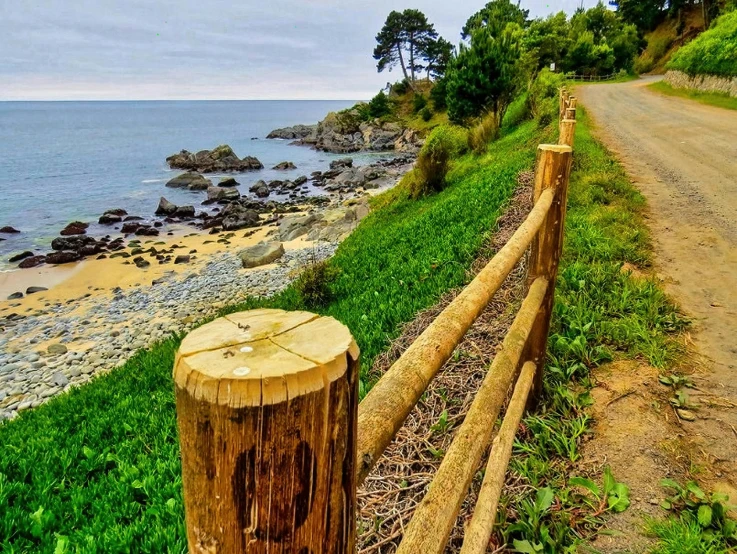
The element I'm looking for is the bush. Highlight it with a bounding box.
[392,79,410,95]
[528,68,565,119]
[668,11,737,77]
[295,259,340,309]
[634,53,655,74]
[420,107,433,122]
[536,97,557,128]
[409,125,469,198]
[368,91,392,119]
[430,77,448,110]
[468,111,500,154]
[413,93,428,113]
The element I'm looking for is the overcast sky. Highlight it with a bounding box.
[1,0,603,101]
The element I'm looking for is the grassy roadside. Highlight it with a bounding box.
[0,119,542,552]
[648,81,737,111]
[492,109,689,552]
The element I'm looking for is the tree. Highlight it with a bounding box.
[445,23,523,127]
[421,37,454,79]
[524,12,571,71]
[609,0,666,33]
[373,10,438,87]
[461,0,529,40]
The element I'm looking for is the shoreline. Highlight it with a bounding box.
[0,148,414,421]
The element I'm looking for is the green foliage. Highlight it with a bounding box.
[668,10,737,77]
[374,9,450,83]
[368,90,392,119]
[429,76,448,110]
[392,79,410,95]
[462,0,529,40]
[611,0,666,33]
[408,124,469,197]
[524,11,571,71]
[295,259,340,309]
[412,93,427,113]
[446,24,523,124]
[655,479,737,549]
[420,106,433,122]
[528,68,566,119]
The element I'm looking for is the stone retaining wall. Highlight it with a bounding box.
[664,70,737,98]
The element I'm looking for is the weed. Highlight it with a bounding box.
[294,258,340,309]
[468,111,500,154]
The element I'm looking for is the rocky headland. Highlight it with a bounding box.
[268,107,423,154]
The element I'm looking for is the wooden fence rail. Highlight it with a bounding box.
[172,88,578,553]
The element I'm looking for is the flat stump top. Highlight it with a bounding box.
[174,309,358,407]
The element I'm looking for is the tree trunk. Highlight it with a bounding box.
[174,309,360,554]
[396,43,410,84]
[409,32,416,83]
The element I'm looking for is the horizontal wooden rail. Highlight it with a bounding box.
[356,188,555,485]
[460,360,537,554]
[394,278,549,554]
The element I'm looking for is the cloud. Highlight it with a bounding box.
[0,0,604,100]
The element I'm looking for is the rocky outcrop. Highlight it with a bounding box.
[206,186,240,203]
[0,226,20,234]
[60,221,88,236]
[218,177,240,187]
[273,161,296,170]
[155,197,178,216]
[220,203,261,231]
[9,251,34,263]
[166,145,263,173]
[18,255,46,269]
[166,172,212,190]
[238,242,285,268]
[266,124,317,140]
[46,251,82,265]
[249,181,270,198]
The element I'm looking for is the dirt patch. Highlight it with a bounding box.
[581,360,689,553]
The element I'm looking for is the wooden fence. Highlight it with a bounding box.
[172,89,578,554]
[564,72,618,82]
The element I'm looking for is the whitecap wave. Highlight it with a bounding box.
[141,179,165,183]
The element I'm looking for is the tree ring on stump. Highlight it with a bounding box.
[174,308,360,406]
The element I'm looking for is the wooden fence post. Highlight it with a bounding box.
[559,118,577,148]
[559,89,568,119]
[173,309,359,554]
[565,107,577,120]
[524,145,573,404]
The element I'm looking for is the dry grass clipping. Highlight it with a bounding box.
[357,171,535,553]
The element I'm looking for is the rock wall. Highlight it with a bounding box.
[664,70,737,98]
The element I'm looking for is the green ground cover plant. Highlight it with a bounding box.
[648,80,737,111]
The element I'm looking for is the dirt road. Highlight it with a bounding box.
[578,77,737,496]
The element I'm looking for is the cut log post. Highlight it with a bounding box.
[565,107,577,120]
[559,89,568,119]
[568,96,578,110]
[524,145,573,404]
[559,118,577,148]
[174,308,359,554]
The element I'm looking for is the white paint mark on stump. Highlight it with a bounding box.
[233,366,251,376]
[240,346,254,353]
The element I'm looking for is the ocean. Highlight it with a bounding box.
[0,100,371,264]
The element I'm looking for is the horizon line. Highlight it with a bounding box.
[0,98,365,103]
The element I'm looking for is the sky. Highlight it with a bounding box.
[1,0,604,101]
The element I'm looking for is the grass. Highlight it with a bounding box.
[648,80,737,111]
[0,118,544,552]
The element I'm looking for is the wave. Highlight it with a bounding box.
[141,179,165,183]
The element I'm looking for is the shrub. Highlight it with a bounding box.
[392,79,410,95]
[468,111,500,154]
[528,68,566,119]
[668,11,737,77]
[413,93,428,113]
[634,53,655,74]
[368,91,392,119]
[409,125,469,198]
[420,107,433,122]
[430,77,448,110]
[295,259,340,309]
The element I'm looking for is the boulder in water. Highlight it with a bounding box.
[60,221,89,236]
[166,171,212,190]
